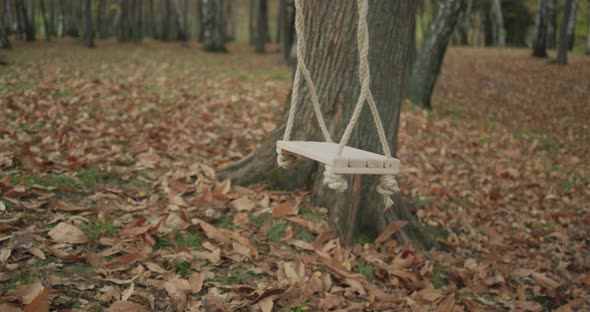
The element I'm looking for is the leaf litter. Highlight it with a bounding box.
[0,41,589,310]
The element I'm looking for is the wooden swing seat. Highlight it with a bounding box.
[276,141,400,175]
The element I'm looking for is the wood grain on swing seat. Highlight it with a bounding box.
[276,141,400,175]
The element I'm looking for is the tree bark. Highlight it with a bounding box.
[249,0,255,45]
[490,0,505,46]
[408,0,467,110]
[255,0,267,53]
[586,0,590,55]
[201,0,226,52]
[453,0,471,45]
[0,0,10,48]
[173,0,187,41]
[566,0,579,51]
[219,1,420,243]
[533,0,548,57]
[557,0,577,65]
[16,0,35,41]
[545,0,556,48]
[279,0,295,64]
[40,0,50,40]
[134,0,143,42]
[84,0,94,47]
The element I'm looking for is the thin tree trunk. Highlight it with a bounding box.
[201,0,226,52]
[219,1,424,245]
[453,0,471,45]
[408,0,467,110]
[0,0,10,48]
[547,0,557,48]
[85,0,94,47]
[172,0,187,41]
[278,0,295,64]
[490,0,505,46]
[586,0,590,55]
[533,0,548,57]
[556,0,576,64]
[16,0,35,41]
[255,0,267,53]
[566,0,579,51]
[134,0,143,42]
[40,0,50,40]
[249,0,255,45]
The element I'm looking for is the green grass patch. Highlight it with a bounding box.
[77,166,121,188]
[268,222,287,242]
[65,263,97,279]
[154,235,174,250]
[80,222,119,241]
[174,229,202,249]
[248,212,270,227]
[215,215,234,230]
[293,225,315,243]
[9,174,77,189]
[431,267,449,289]
[356,261,375,282]
[175,261,194,278]
[212,266,253,285]
[3,270,37,290]
[299,207,323,223]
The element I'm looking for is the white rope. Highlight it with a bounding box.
[277,0,333,169]
[278,0,399,208]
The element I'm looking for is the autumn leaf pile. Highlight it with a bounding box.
[0,41,589,311]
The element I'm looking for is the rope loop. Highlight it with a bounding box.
[323,171,348,192]
[376,175,399,208]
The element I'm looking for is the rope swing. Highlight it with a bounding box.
[276,0,400,208]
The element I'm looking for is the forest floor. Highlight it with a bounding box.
[0,39,589,311]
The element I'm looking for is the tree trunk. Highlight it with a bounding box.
[134,0,143,42]
[566,0,579,51]
[490,0,505,46]
[40,0,50,40]
[249,0,255,45]
[255,0,267,53]
[84,0,94,47]
[201,0,226,52]
[586,0,590,55]
[173,0,187,41]
[279,0,295,64]
[556,0,576,65]
[547,0,557,48]
[16,0,35,41]
[453,0,471,45]
[533,0,548,57]
[408,0,467,110]
[0,0,10,48]
[219,1,421,244]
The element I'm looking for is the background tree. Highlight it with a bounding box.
[489,0,506,46]
[0,0,9,48]
[408,0,467,110]
[201,0,226,52]
[566,0,580,50]
[533,0,549,57]
[84,0,94,47]
[453,0,472,45]
[586,0,590,54]
[546,0,557,48]
[16,0,35,41]
[278,0,295,64]
[255,0,268,53]
[557,0,577,64]
[219,1,428,244]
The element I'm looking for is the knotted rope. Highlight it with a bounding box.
[277,0,399,208]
